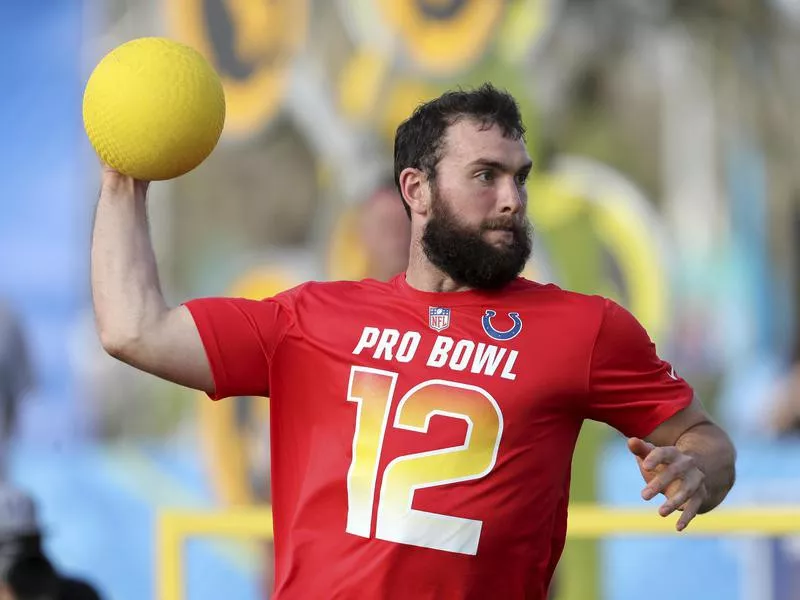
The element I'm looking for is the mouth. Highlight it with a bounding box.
[485,229,515,244]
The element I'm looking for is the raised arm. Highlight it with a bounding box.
[91,167,214,394]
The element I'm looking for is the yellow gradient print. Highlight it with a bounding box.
[376,380,503,554]
[346,367,397,538]
[346,369,504,553]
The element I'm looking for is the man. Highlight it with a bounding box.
[0,302,34,480]
[358,182,412,282]
[0,554,60,600]
[92,84,736,600]
[256,183,411,599]
[0,486,101,600]
[0,554,101,600]
[765,332,800,436]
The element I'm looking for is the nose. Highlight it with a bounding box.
[498,177,524,215]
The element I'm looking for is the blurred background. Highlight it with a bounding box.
[2,0,800,598]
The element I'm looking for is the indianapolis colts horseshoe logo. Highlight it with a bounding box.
[482,310,523,341]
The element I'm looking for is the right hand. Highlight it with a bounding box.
[100,163,149,197]
[92,161,214,396]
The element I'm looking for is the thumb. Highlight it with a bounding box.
[627,437,654,461]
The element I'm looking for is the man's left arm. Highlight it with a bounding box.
[586,299,737,530]
[629,396,737,530]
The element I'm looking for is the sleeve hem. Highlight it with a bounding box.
[183,301,226,401]
[622,391,694,440]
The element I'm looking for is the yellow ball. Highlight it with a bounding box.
[83,37,226,181]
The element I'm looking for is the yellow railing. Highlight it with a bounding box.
[157,504,800,600]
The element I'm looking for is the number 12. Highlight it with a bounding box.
[345,366,504,555]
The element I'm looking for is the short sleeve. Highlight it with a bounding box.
[183,288,300,400]
[586,299,693,438]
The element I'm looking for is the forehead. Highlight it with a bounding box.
[440,118,529,167]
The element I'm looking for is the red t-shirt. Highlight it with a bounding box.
[185,275,692,600]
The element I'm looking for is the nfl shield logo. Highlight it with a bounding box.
[429,307,451,332]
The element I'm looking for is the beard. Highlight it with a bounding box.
[421,185,532,290]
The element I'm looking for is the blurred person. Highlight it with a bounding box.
[761,205,800,437]
[0,554,59,600]
[768,367,800,435]
[92,84,736,599]
[0,555,100,600]
[55,574,101,600]
[0,302,34,480]
[259,183,411,598]
[766,334,800,436]
[0,486,101,600]
[358,181,412,281]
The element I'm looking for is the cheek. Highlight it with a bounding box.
[473,182,502,208]
[452,181,495,210]
[469,195,500,224]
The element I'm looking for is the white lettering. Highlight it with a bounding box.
[501,350,519,381]
[355,328,519,381]
[374,329,400,360]
[395,332,422,363]
[427,336,454,368]
[448,340,475,371]
[470,344,506,376]
[353,327,381,355]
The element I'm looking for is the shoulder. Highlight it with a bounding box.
[58,576,103,600]
[509,280,636,342]
[513,278,609,315]
[277,278,394,303]
[266,279,395,323]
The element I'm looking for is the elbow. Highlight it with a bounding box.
[97,324,141,362]
[94,304,167,363]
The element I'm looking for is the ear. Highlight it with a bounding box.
[398,167,430,217]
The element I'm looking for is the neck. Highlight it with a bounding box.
[404,241,472,293]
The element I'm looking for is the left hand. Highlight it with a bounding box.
[627,437,708,531]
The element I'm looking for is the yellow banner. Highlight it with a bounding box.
[166,0,308,137]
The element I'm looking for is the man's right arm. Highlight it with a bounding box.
[91,168,214,394]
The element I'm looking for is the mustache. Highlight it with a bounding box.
[480,217,528,232]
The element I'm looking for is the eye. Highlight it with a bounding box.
[515,171,530,186]
[476,170,494,182]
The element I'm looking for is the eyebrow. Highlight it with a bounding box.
[469,158,533,173]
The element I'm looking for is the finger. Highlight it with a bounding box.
[627,437,654,460]
[642,446,681,471]
[658,471,704,516]
[642,465,683,500]
[676,494,704,532]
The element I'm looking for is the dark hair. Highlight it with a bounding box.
[6,554,59,600]
[393,83,526,217]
